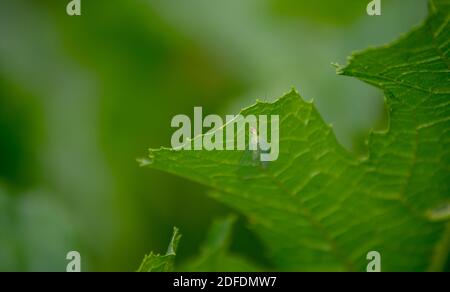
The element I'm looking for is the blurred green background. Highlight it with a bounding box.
[0,0,427,271]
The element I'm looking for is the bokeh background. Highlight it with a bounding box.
[0,0,428,271]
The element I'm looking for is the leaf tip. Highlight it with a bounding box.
[167,226,182,255]
[137,157,153,167]
[332,62,345,75]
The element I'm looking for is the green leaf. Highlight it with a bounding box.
[181,215,263,272]
[137,227,181,272]
[143,0,450,271]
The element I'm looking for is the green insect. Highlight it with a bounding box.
[237,127,270,180]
